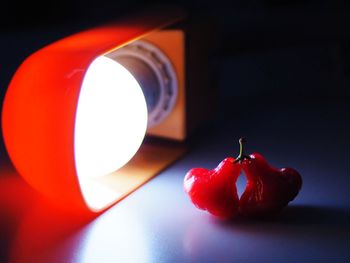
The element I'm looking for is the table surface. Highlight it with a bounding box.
[1,98,349,263]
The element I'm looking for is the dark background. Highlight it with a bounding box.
[1,1,350,262]
[2,0,350,159]
[2,0,350,96]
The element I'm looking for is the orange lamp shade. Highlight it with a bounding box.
[2,7,185,214]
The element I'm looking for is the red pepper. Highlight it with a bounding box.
[184,138,302,218]
[235,138,302,216]
[184,157,241,219]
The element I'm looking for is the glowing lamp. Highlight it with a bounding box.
[74,56,148,210]
[2,7,215,214]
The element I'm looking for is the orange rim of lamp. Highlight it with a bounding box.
[2,7,186,214]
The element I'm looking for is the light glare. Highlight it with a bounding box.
[74,56,148,210]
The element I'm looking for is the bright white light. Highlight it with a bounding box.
[74,56,148,210]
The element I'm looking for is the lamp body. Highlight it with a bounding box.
[2,8,185,213]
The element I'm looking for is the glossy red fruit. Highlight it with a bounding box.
[184,157,241,218]
[239,153,302,216]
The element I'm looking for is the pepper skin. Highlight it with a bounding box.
[184,158,241,219]
[239,153,302,216]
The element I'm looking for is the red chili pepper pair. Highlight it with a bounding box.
[184,138,302,219]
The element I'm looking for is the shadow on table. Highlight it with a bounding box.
[212,204,350,239]
[269,204,350,226]
[212,204,350,226]
[218,204,350,226]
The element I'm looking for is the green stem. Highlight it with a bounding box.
[234,137,251,163]
[238,138,244,158]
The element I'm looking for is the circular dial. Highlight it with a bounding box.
[107,40,178,127]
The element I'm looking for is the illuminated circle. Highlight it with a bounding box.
[74,56,148,209]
